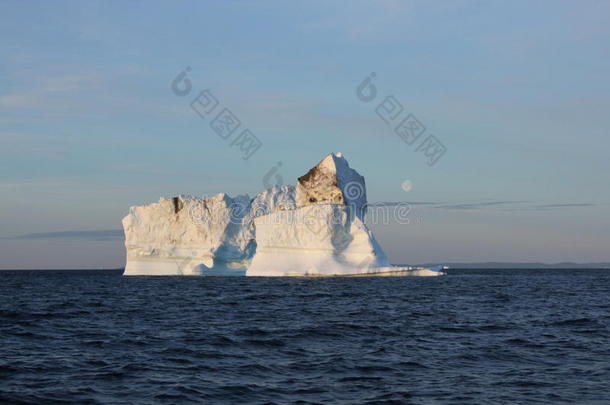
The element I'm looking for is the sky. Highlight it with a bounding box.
[1,0,609,269]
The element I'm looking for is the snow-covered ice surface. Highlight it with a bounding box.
[122,153,444,276]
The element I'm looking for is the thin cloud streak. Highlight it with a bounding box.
[436,201,529,210]
[368,201,443,207]
[509,203,598,211]
[370,200,598,211]
[534,203,596,208]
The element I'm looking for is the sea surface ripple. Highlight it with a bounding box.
[1,269,609,404]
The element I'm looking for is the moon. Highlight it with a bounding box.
[401,179,413,192]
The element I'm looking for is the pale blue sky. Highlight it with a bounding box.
[1,0,609,268]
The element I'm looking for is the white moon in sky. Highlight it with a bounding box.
[401,179,413,192]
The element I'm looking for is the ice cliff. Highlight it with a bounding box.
[122,153,442,276]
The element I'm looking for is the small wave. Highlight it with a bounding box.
[339,376,383,382]
[244,338,286,347]
[548,317,599,326]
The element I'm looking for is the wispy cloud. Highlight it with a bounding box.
[0,72,105,109]
[510,203,598,211]
[534,203,596,209]
[0,180,73,190]
[435,201,528,210]
[299,0,416,41]
[368,201,442,207]
[4,230,123,241]
[0,67,179,120]
[370,200,598,211]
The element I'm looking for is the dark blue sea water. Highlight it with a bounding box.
[1,269,609,404]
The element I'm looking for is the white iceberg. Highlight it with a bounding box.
[122,153,444,276]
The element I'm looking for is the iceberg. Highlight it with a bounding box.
[122,153,444,276]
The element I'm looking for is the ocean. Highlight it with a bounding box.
[1,269,609,404]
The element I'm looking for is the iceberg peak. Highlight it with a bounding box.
[296,152,366,221]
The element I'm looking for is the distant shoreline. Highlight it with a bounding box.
[416,262,610,269]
